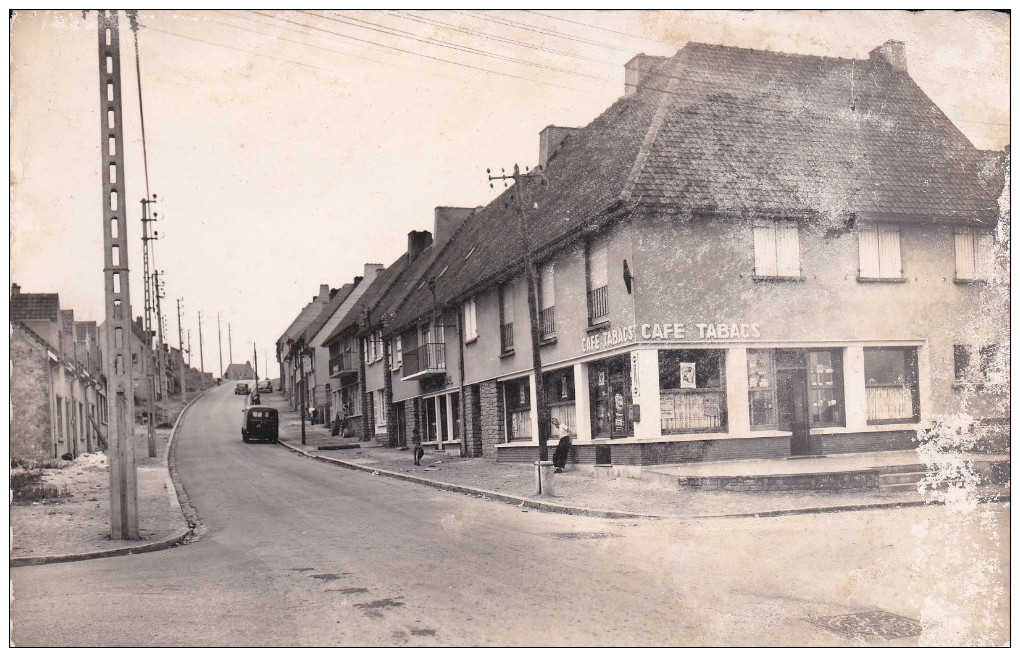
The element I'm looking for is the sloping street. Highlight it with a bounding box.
[11,382,1009,646]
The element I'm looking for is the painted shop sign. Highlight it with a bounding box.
[581,322,762,352]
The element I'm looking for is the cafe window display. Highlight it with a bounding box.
[748,349,845,430]
[659,349,727,433]
[543,367,576,439]
[503,378,531,441]
[864,347,920,423]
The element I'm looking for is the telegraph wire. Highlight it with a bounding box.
[525,10,675,47]
[383,10,619,69]
[303,10,605,80]
[454,10,641,55]
[249,10,591,92]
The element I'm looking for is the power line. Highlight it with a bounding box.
[525,10,675,48]
[454,10,641,55]
[248,10,590,93]
[385,10,618,68]
[303,10,605,80]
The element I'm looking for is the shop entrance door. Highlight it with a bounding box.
[776,351,811,455]
[589,356,633,439]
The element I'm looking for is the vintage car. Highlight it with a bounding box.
[234,382,250,395]
[242,406,278,443]
[258,379,273,393]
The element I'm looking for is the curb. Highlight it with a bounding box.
[11,389,211,569]
[278,438,1010,520]
[277,440,661,520]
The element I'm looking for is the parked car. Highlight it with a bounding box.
[242,406,278,443]
[234,382,250,395]
[258,379,272,393]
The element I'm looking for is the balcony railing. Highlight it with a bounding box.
[500,322,514,353]
[329,350,359,377]
[540,306,556,339]
[402,342,446,380]
[587,285,608,323]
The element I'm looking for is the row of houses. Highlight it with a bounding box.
[276,41,1008,467]
[11,283,214,463]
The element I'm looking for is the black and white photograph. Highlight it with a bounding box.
[8,9,1010,646]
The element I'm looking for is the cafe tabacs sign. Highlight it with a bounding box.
[581,322,761,353]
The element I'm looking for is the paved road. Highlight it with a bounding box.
[11,383,1009,646]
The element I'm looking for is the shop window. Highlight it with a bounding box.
[539,262,556,339]
[864,347,920,423]
[463,297,478,342]
[753,220,800,279]
[499,282,514,354]
[954,344,1004,384]
[747,349,845,430]
[586,237,609,324]
[954,227,994,282]
[659,349,726,433]
[588,356,634,439]
[543,367,576,439]
[503,378,531,441]
[858,224,902,280]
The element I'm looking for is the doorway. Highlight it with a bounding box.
[589,355,633,439]
[775,351,810,455]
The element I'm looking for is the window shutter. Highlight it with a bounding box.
[540,263,555,308]
[753,223,777,277]
[775,221,800,277]
[878,225,901,278]
[955,228,975,280]
[858,226,880,278]
[588,238,608,289]
[464,299,477,339]
[502,283,515,324]
[976,230,994,280]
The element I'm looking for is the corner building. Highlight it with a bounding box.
[381,41,1007,465]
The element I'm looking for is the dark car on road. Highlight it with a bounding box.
[234,382,250,395]
[242,406,278,443]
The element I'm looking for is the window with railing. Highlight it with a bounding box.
[865,347,919,423]
[539,262,555,338]
[586,237,609,324]
[499,282,514,353]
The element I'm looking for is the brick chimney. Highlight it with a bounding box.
[316,284,330,303]
[11,283,20,296]
[539,125,578,170]
[624,53,669,95]
[870,40,907,73]
[407,230,433,262]
[433,207,473,250]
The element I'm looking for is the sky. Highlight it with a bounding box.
[9,10,1010,379]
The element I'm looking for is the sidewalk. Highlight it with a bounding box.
[10,393,199,567]
[266,391,1008,519]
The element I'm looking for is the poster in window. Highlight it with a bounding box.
[680,362,697,389]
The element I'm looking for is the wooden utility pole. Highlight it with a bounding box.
[198,311,205,376]
[217,312,224,379]
[228,322,233,366]
[487,164,551,462]
[141,201,158,458]
[177,298,187,405]
[96,9,138,539]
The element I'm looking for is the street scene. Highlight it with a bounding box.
[9,10,1010,646]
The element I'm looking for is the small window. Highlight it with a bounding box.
[864,347,919,422]
[499,283,514,353]
[858,224,902,280]
[463,298,478,342]
[955,227,994,282]
[954,344,1004,384]
[753,220,800,279]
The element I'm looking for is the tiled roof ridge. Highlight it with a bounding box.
[683,40,864,64]
[321,251,412,345]
[620,55,683,201]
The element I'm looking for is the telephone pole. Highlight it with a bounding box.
[487,163,551,464]
[95,9,138,539]
[177,298,187,405]
[198,311,205,376]
[140,196,159,459]
[217,312,224,379]
[228,321,233,366]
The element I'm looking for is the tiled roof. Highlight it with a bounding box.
[387,41,1002,334]
[322,253,411,346]
[297,281,357,343]
[10,292,59,322]
[11,320,58,355]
